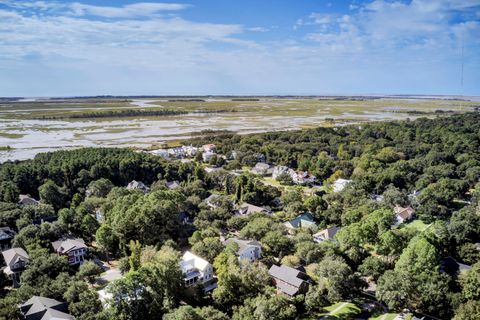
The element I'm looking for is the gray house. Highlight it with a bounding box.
[2,247,29,287]
[20,296,74,320]
[52,238,87,266]
[268,264,309,296]
[0,226,16,250]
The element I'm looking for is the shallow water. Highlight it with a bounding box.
[0,98,474,162]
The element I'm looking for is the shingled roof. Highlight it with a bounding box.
[20,296,74,320]
[268,264,309,296]
[51,238,87,254]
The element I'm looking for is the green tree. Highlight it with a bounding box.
[38,180,67,211]
[64,280,102,319]
[461,261,480,301]
[86,178,114,198]
[77,260,103,283]
[454,300,480,320]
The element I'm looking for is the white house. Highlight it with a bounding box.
[52,238,88,265]
[332,178,352,192]
[289,170,316,185]
[183,145,199,157]
[313,226,340,243]
[202,144,217,153]
[393,206,415,225]
[126,180,150,193]
[251,163,273,176]
[272,166,290,179]
[224,238,262,262]
[202,151,216,162]
[180,251,216,292]
[149,149,169,159]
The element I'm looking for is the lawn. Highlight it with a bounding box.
[315,302,362,319]
[401,219,431,232]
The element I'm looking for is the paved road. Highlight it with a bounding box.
[94,259,122,284]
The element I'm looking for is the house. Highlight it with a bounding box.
[224,238,262,261]
[166,181,180,190]
[441,257,472,275]
[272,166,290,179]
[284,213,317,230]
[18,194,39,206]
[202,144,217,153]
[183,145,199,157]
[178,212,193,225]
[227,150,238,160]
[268,264,309,296]
[32,216,57,225]
[313,226,340,243]
[235,202,271,216]
[149,149,169,159]
[251,163,273,176]
[0,226,16,250]
[2,247,29,287]
[205,167,223,173]
[19,296,74,320]
[51,238,87,265]
[180,251,217,292]
[202,151,216,162]
[332,178,352,192]
[168,146,186,158]
[98,283,143,309]
[289,170,316,185]
[95,209,104,223]
[393,206,415,225]
[204,194,222,208]
[126,180,150,193]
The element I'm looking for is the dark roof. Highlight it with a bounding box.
[20,296,74,320]
[0,226,16,240]
[441,257,472,274]
[268,264,308,295]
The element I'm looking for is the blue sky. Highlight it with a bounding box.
[0,0,479,96]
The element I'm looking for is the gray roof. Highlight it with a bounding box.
[313,226,340,241]
[20,296,74,320]
[2,247,29,266]
[268,264,308,291]
[236,203,269,215]
[224,238,261,255]
[166,181,180,189]
[51,238,87,254]
[0,226,15,240]
[126,180,150,192]
[18,195,39,206]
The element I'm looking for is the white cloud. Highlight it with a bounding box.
[69,2,189,18]
[0,0,479,96]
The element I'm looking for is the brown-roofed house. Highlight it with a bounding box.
[394,206,415,225]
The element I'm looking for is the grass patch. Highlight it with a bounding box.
[400,219,431,232]
[314,302,361,319]
[0,132,24,139]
